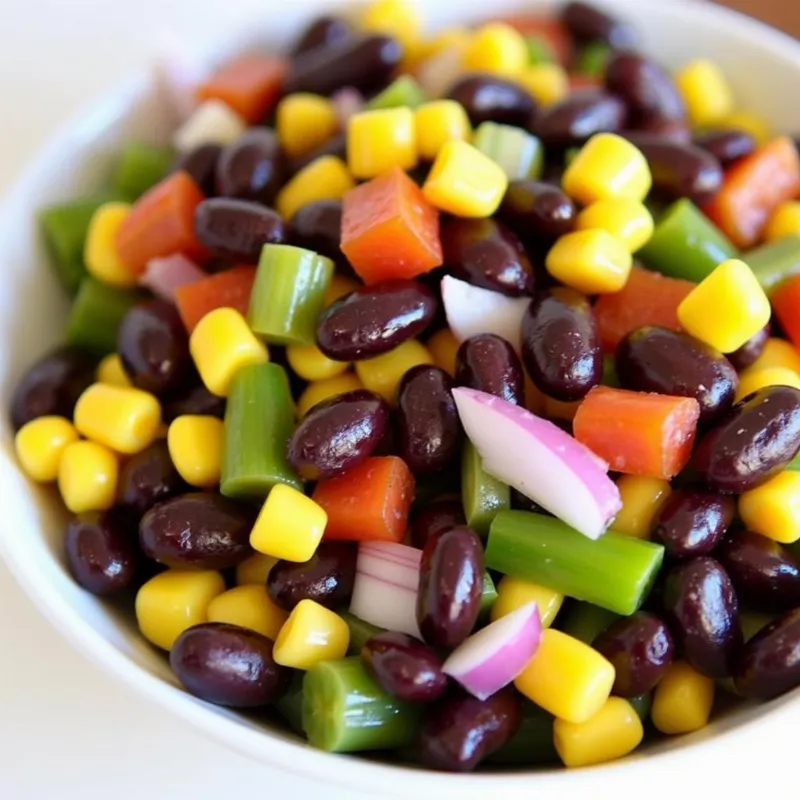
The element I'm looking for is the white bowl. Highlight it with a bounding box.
[2,0,800,796]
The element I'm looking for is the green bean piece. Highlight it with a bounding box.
[575,41,611,77]
[461,440,510,538]
[487,703,559,765]
[221,362,302,500]
[340,611,385,655]
[525,35,555,64]
[479,570,498,619]
[248,244,334,346]
[558,601,620,644]
[365,75,427,110]
[113,142,174,200]
[275,673,305,735]
[628,693,652,722]
[744,234,800,295]
[472,122,544,181]
[602,355,620,387]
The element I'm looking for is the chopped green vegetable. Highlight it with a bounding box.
[365,75,427,110]
[340,611,384,655]
[487,703,558,765]
[479,570,498,619]
[275,673,305,735]
[575,41,611,77]
[744,234,800,295]
[559,601,620,644]
[602,356,620,387]
[525,35,555,64]
[740,610,777,642]
[113,142,174,200]
[472,122,544,181]
[461,440,510,538]
[628,693,652,723]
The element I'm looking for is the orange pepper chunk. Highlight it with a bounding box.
[174,266,257,332]
[771,274,800,351]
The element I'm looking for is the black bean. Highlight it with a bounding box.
[726,323,770,372]
[694,129,757,167]
[498,180,576,245]
[162,383,225,422]
[561,1,638,48]
[194,198,284,263]
[456,334,525,406]
[290,15,354,58]
[446,74,537,130]
[287,199,344,263]
[173,143,222,196]
[286,133,347,177]
[534,91,628,149]
[116,440,186,518]
[215,128,284,205]
[409,499,466,550]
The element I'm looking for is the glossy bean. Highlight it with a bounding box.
[409,499,467,549]
[650,489,735,559]
[139,493,254,569]
[170,622,292,706]
[662,557,742,678]
[284,35,402,97]
[173,143,222,196]
[287,199,344,263]
[694,129,757,167]
[446,74,537,130]
[162,382,225,422]
[441,218,534,297]
[693,386,800,493]
[116,439,187,517]
[417,526,484,648]
[316,280,438,361]
[631,116,691,142]
[290,15,353,58]
[593,611,674,696]
[117,300,190,396]
[456,334,524,406]
[726,324,770,372]
[65,510,138,595]
[194,199,284,263]
[534,91,628,149]
[616,326,738,424]
[561,1,638,48]
[10,345,95,430]
[287,133,347,177]
[522,289,601,402]
[418,687,523,772]
[362,631,448,703]
[287,390,390,480]
[498,180,576,245]
[215,128,284,205]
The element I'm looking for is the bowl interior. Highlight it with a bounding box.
[2,0,800,795]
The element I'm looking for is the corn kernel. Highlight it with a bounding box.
[651,660,714,734]
[563,133,652,206]
[719,110,771,145]
[739,470,800,543]
[414,101,471,162]
[416,27,471,62]
[355,338,433,403]
[426,328,460,377]
[677,259,771,353]
[287,344,350,382]
[135,569,226,650]
[514,628,615,723]
[546,229,633,294]
[736,366,800,402]
[554,697,644,768]
[84,203,137,288]
[514,63,570,106]
[96,353,132,388]
[324,274,361,306]
[612,476,672,539]
[745,337,800,377]
[297,373,363,418]
[74,383,161,455]
[15,416,79,483]
[575,199,654,253]
[462,22,528,76]
[765,202,800,242]
[423,140,508,218]
[57,439,118,513]
[276,156,355,220]
[276,93,339,159]
[207,585,288,639]
[235,552,279,586]
[347,108,417,180]
[190,307,269,397]
[675,60,734,129]
[273,599,350,669]
[361,0,422,56]
[167,415,224,487]
[491,576,564,628]
[251,483,327,561]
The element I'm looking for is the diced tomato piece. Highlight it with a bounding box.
[174,265,257,332]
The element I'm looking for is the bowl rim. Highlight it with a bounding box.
[3,0,800,794]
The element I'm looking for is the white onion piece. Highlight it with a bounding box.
[416,46,464,99]
[173,99,247,153]
[452,387,622,540]
[139,254,205,302]
[331,87,364,127]
[443,602,542,700]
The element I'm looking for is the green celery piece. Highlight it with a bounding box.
[220,362,303,499]
[628,693,652,723]
[461,440,510,538]
[248,244,334,346]
[558,601,620,644]
[564,147,581,167]
[487,703,558,765]
[787,452,800,471]
[740,610,777,642]
[113,142,174,200]
[366,75,428,110]
[744,234,800,295]
[472,122,544,181]
[526,35,556,65]
[638,198,738,282]
[64,277,140,355]
[479,570,498,619]
[340,611,385,655]
[486,511,665,615]
[602,356,620,387]
[302,657,421,752]
[575,41,611,77]
[275,673,306,735]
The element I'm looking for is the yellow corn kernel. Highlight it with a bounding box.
[677,259,771,354]
[745,337,800,377]
[736,366,800,402]
[324,274,361,306]
[514,628,615,723]
[491,576,564,628]
[347,108,417,180]
[514,63,570,106]
[135,569,226,651]
[273,599,350,669]
[361,0,422,56]
[251,483,327,561]
[167,415,224,487]
[719,110,771,145]
[415,101,471,162]
[739,471,800,543]
[426,328,460,377]
[57,439,118,513]
[96,353,132,388]
[612,476,672,539]
[235,552,279,586]
[15,416,79,483]
[563,133,652,206]
[575,199,654,254]
[462,22,528,76]
[74,383,161,455]
[554,697,644,768]
[423,140,508,218]
[276,93,339,159]
[545,229,633,295]
[651,660,715,734]
[675,60,734,128]
[297,373,363,418]
[416,27,472,63]
[276,156,355,220]
[190,307,269,397]
[207,585,288,639]
[355,338,433,403]
[84,202,138,288]
[286,344,350,382]
[765,202,800,242]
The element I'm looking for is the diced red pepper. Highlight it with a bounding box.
[771,274,800,351]
[174,266,257,332]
